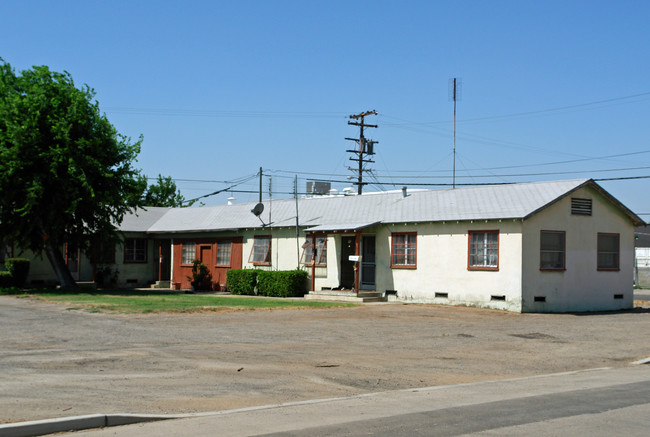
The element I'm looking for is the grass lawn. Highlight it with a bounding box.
[3,290,355,314]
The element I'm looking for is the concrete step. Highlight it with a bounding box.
[305,290,386,303]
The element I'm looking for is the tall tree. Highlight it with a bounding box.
[0,60,147,288]
[143,174,196,207]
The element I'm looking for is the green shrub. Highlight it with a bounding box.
[256,270,308,298]
[187,260,212,291]
[227,269,258,295]
[0,271,13,288]
[4,258,30,287]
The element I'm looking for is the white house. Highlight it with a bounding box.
[15,179,643,313]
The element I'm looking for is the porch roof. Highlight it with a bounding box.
[303,221,382,233]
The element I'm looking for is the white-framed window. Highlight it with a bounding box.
[249,236,271,265]
[301,237,327,266]
[216,240,232,266]
[540,230,566,270]
[468,230,499,270]
[124,239,147,263]
[597,233,619,271]
[182,241,196,265]
[391,232,417,268]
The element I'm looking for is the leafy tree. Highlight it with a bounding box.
[0,60,147,289]
[143,174,196,207]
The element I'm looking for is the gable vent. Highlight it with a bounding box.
[571,198,592,216]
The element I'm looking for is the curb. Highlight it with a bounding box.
[0,414,180,437]
[631,356,650,365]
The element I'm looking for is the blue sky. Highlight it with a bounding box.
[2,1,649,218]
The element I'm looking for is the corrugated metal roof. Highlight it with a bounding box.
[118,207,171,232]
[304,222,382,233]
[141,179,642,233]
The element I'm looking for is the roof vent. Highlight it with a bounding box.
[342,187,354,195]
[571,198,592,216]
[402,186,408,198]
[227,197,236,206]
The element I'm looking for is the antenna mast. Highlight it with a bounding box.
[449,78,462,189]
[346,110,378,195]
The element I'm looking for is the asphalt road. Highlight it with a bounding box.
[635,289,650,301]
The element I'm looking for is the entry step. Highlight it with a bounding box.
[305,290,386,303]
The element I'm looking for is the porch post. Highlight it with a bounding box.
[354,231,361,293]
[158,241,162,282]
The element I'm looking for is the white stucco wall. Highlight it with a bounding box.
[306,221,524,312]
[521,185,635,312]
[376,221,524,311]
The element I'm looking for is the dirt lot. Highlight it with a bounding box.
[1,295,649,424]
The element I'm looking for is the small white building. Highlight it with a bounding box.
[18,179,643,313]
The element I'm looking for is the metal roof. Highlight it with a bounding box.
[118,207,171,232]
[141,179,643,234]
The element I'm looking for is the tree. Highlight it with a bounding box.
[143,174,196,207]
[0,60,147,289]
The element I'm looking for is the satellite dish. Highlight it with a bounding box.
[251,203,264,217]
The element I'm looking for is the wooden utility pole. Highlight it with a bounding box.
[345,110,378,195]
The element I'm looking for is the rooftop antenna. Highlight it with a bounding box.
[449,78,462,189]
[250,202,271,227]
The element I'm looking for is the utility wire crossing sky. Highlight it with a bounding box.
[1,1,649,218]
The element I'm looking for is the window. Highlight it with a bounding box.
[95,241,115,264]
[182,241,196,265]
[571,198,592,216]
[301,237,327,266]
[391,232,417,268]
[598,233,620,271]
[249,236,271,265]
[540,231,565,270]
[216,240,232,266]
[124,239,147,263]
[468,231,499,270]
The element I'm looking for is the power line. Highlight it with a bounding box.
[381,90,650,126]
[105,107,348,119]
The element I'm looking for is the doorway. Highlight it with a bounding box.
[155,240,171,282]
[340,236,356,289]
[361,235,376,290]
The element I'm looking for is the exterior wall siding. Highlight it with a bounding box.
[375,221,524,312]
[521,185,634,312]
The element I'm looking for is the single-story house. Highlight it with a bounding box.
[11,178,644,313]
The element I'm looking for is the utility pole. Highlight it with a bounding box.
[345,110,378,195]
[259,167,263,202]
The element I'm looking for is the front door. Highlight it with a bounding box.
[340,236,356,289]
[361,235,376,290]
[155,239,171,281]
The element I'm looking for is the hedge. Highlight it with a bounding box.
[227,269,258,295]
[256,270,308,298]
[0,271,13,288]
[4,258,30,287]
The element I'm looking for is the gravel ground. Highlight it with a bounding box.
[1,295,649,424]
